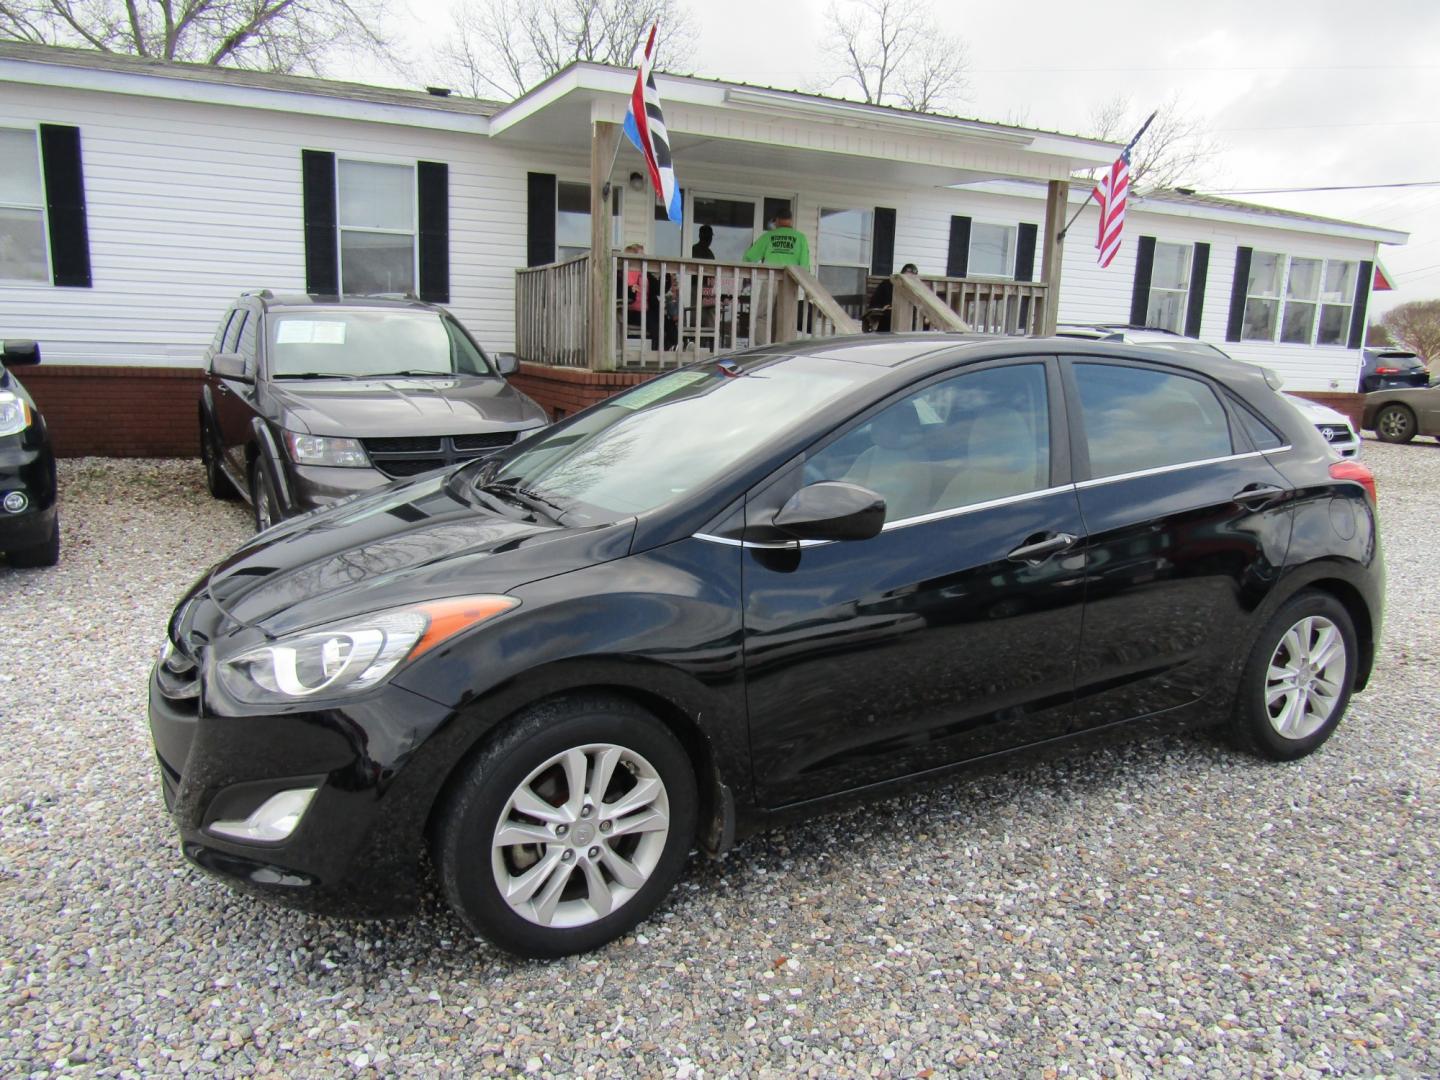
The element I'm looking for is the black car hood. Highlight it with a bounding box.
[268,375,547,438]
[179,470,635,641]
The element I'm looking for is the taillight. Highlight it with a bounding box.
[1330,459,1377,505]
[1376,366,1399,374]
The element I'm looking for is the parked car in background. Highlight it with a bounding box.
[1362,381,1440,443]
[152,335,1383,958]
[1358,348,1431,394]
[1281,393,1361,459]
[199,293,549,530]
[0,340,59,568]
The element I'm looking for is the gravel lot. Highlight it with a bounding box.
[1,439,1437,1078]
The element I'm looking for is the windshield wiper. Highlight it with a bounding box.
[480,477,569,517]
[273,372,358,380]
[379,369,454,378]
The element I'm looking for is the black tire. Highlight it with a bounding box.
[6,517,60,568]
[433,696,697,959]
[249,460,279,532]
[1230,590,1357,761]
[1374,403,1417,444]
[200,418,235,499]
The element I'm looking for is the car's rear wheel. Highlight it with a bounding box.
[249,461,279,532]
[433,696,696,958]
[1231,591,1356,761]
[6,517,60,569]
[201,419,235,499]
[1374,404,1417,444]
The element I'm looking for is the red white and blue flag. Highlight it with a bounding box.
[623,24,682,224]
[1093,149,1130,268]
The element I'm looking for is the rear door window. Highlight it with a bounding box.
[1072,362,1233,479]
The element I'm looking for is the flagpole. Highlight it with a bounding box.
[1057,109,1158,241]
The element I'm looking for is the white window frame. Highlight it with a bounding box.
[817,206,873,308]
[1243,252,1358,347]
[967,221,1017,280]
[686,190,760,262]
[1147,241,1192,333]
[334,156,418,298]
[556,179,623,262]
[0,124,52,285]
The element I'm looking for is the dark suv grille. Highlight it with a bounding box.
[362,432,519,479]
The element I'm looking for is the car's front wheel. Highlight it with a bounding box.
[433,696,697,958]
[1231,591,1357,761]
[1374,403,1417,443]
[249,461,279,532]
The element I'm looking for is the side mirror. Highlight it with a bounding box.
[773,481,886,542]
[211,352,252,383]
[495,352,520,376]
[1,340,40,367]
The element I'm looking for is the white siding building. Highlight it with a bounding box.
[0,42,1406,453]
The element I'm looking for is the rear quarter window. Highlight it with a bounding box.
[1073,362,1234,478]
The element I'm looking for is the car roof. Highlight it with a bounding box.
[236,291,443,314]
[731,332,1274,395]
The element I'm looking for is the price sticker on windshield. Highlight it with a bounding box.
[276,320,348,345]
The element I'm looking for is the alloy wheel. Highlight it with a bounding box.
[490,744,670,928]
[1377,406,1414,442]
[1264,615,1348,740]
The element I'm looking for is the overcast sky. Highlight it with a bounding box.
[370,0,1439,314]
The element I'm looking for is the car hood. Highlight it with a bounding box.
[268,375,547,438]
[174,469,635,643]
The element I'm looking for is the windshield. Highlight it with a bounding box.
[478,355,874,518]
[267,311,494,379]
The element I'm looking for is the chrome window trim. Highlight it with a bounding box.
[1075,449,1268,490]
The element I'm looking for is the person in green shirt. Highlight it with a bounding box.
[743,211,810,267]
[743,210,810,342]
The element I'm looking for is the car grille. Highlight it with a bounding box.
[362,433,520,479]
[1315,423,1354,445]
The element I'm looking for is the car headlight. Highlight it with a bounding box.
[0,392,31,437]
[215,595,519,704]
[284,431,369,468]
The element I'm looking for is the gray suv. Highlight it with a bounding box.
[199,293,548,530]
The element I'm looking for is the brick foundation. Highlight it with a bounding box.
[19,365,203,458]
[508,363,660,420]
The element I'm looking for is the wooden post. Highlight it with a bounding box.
[588,121,623,370]
[1040,179,1069,336]
[774,270,799,343]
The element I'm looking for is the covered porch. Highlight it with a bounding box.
[488,65,1116,384]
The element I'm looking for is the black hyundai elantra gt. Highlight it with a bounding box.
[150,335,1383,957]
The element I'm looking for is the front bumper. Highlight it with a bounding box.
[275,462,391,518]
[147,655,456,917]
[0,437,57,551]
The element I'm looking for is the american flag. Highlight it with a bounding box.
[1093,149,1130,268]
[623,25,682,224]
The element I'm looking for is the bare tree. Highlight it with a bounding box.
[0,0,390,72]
[440,0,694,101]
[822,0,969,113]
[1084,93,1221,192]
[1381,299,1440,366]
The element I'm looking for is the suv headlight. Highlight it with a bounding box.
[284,431,369,468]
[216,595,519,704]
[0,392,31,437]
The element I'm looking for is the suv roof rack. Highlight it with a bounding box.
[241,288,275,300]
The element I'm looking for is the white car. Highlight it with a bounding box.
[1281,393,1361,458]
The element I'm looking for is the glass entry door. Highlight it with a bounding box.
[690,195,759,262]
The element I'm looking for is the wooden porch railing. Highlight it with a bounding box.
[515,253,590,368]
[867,274,1049,336]
[520,253,859,371]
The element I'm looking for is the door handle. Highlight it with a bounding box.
[1234,483,1286,509]
[1007,532,1078,564]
